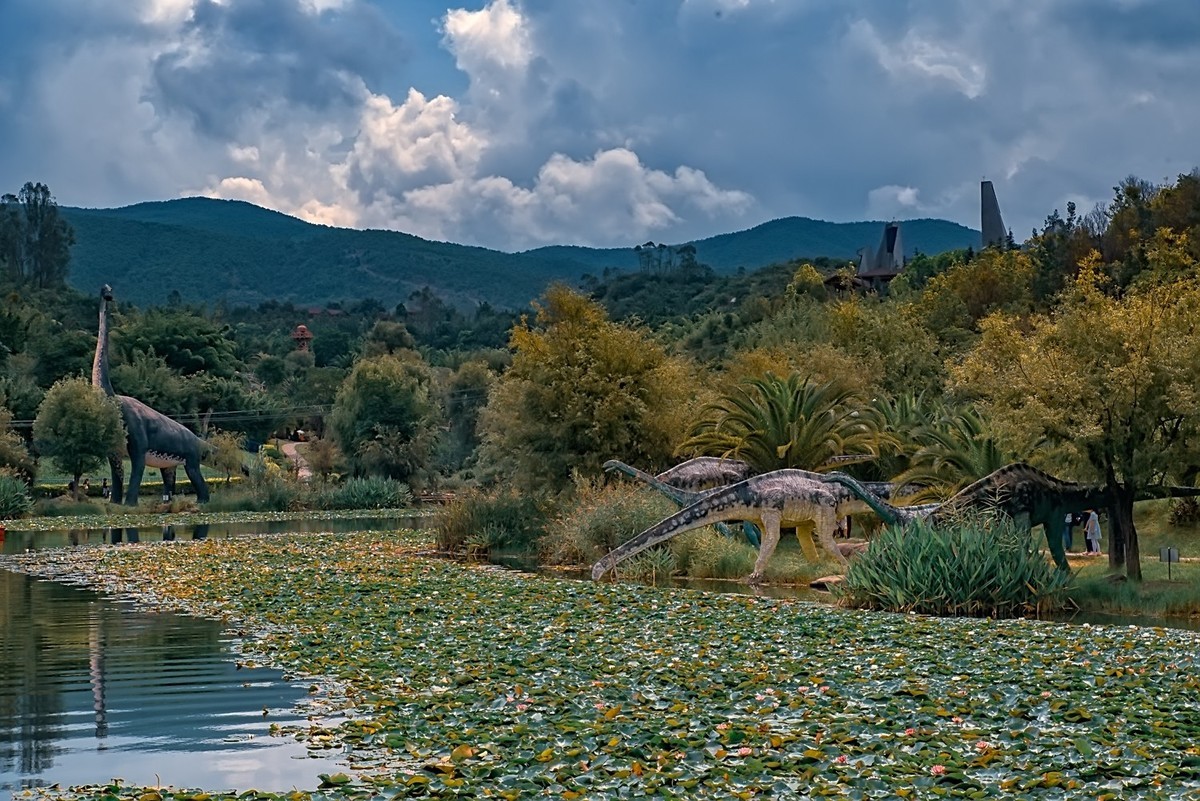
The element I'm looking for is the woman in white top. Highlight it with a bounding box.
[1085,510,1102,554]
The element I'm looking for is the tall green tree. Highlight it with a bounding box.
[895,405,1014,500]
[680,372,879,473]
[32,378,123,499]
[954,262,1200,580]
[0,182,75,289]
[330,354,439,484]
[479,285,694,492]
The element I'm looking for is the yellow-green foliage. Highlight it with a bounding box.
[542,478,675,566]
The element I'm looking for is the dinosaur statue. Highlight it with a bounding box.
[592,468,901,583]
[92,284,210,506]
[603,459,762,546]
[826,464,1200,571]
[603,457,913,549]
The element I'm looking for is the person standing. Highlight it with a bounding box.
[1085,509,1102,555]
[1062,512,1074,552]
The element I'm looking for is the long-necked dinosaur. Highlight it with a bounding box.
[603,458,763,546]
[93,285,210,506]
[826,464,1200,571]
[592,468,901,583]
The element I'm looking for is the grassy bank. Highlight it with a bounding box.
[1062,499,1200,618]
[3,530,1200,799]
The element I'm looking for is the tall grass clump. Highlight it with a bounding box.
[671,527,758,580]
[542,479,675,566]
[838,516,1071,618]
[435,489,549,556]
[0,470,32,518]
[321,477,413,510]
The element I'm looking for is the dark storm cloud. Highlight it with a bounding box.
[147,0,405,138]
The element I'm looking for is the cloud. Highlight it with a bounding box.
[4,0,1200,256]
[848,18,986,99]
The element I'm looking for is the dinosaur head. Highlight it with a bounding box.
[101,284,113,302]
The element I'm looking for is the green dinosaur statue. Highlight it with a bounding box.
[826,464,1200,571]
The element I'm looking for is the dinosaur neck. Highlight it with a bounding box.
[92,297,114,396]
[826,472,903,524]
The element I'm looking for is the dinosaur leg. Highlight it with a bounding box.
[125,453,146,507]
[746,509,782,584]
[791,521,820,563]
[184,458,209,503]
[1041,514,1070,571]
[813,508,848,566]
[107,454,125,505]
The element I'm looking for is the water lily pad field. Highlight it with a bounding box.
[4,530,1200,800]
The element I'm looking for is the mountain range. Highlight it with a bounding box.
[61,198,980,310]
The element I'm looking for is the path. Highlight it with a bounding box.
[280,441,313,480]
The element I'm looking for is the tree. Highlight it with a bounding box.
[953,264,1200,580]
[0,182,75,289]
[895,405,1015,500]
[330,354,439,483]
[679,372,879,473]
[115,308,240,378]
[478,285,694,492]
[305,436,344,480]
[208,430,246,484]
[0,395,35,483]
[32,378,123,500]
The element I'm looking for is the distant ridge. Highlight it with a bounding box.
[61,198,979,309]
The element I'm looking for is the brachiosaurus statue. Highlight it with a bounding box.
[604,457,914,551]
[92,284,210,506]
[826,464,1200,571]
[603,458,763,546]
[592,468,907,583]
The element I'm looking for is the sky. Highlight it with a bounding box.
[1,0,1197,252]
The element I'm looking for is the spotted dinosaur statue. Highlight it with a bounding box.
[603,458,763,546]
[826,463,1200,571]
[592,468,900,583]
[93,284,210,506]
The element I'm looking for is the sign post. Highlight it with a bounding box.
[1159,547,1180,581]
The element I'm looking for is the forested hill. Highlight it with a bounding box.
[62,198,979,309]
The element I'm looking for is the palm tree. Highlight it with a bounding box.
[679,372,880,473]
[896,404,1013,500]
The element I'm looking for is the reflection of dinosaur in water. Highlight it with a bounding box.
[826,464,1200,571]
[92,285,210,506]
[593,468,904,583]
[88,617,108,740]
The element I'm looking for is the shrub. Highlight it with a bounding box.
[542,479,675,566]
[617,547,678,584]
[837,516,1070,618]
[435,489,549,555]
[671,528,758,580]
[1168,497,1200,526]
[321,477,413,510]
[0,469,33,518]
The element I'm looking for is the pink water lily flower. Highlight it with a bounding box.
[904,727,916,736]
[835,754,848,764]
[737,747,752,756]
[931,764,946,776]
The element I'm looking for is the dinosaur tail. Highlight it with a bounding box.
[591,487,749,580]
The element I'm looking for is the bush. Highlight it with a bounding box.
[671,528,758,580]
[1168,497,1200,526]
[617,547,678,584]
[0,470,33,518]
[435,489,549,555]
[837,516,1070,618]
[321,477,413,510]
[542,479,675,566]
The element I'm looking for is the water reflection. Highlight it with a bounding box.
[0,570,344,792]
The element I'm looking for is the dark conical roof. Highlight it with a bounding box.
[981,180,1007,249]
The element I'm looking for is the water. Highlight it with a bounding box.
[0,569,346,793]
[1,514,427,555]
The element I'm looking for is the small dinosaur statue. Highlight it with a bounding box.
[592,468,893,583]
[92,285,210,506]
[826,464,1200,571]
